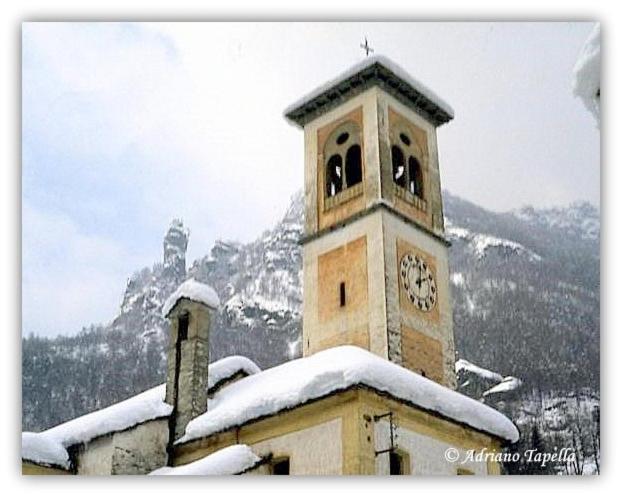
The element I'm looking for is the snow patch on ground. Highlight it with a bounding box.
[150,444,260,476]
[446,225,471,240]
[471,234,541,261]
[180,346,519,445]
[451,272,465,287]
[446,219,542,261]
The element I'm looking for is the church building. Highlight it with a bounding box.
[22,56,519,476]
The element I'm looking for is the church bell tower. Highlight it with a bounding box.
[285,56,457,389]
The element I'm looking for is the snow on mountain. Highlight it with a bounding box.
[446,221,542,261]
[513,202,599,242]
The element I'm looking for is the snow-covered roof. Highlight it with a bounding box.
[456,359,504,384]
[21,355,261,469]
[21,432,72,470]
[284,55,454,128]
[180,346,519,445]
[572,24,600,125]
[150,444,261,476]
[208,355,262,392]
[162,278,220,317]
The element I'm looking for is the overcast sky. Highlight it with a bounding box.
[22,22,599,338]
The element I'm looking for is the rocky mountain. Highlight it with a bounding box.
[22,190,600,473]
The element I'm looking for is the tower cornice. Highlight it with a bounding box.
[298,200,451,248]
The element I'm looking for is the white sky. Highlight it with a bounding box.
[21,22,599,337]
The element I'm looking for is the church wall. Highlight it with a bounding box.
[381,210,456,388]
[374,420,488,475]
[110,419,169,475]
[75,419,169,475]
[251,418,343,475]
[302,210,388,359]
[76,434,113,475]
[359,389,503,475]
[173,388,504,476]
[172,390,359,474]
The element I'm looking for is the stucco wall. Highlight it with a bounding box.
[302,210,387,359]
[382,210,456,388]
[374,420,488,475]
[76,419,169,475]
[251,418,343,475]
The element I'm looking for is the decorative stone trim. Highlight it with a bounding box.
[393,183,427,212]
[324,182,364,211]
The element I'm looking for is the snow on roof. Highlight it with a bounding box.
[150,444,260,476]
[22,355,261,469]
[483,377,523,398]
[42,383,170,467]
[284,55,454,127]
[456,359,503,384]
[162,278,220,317]
[572,24,600,124]
[22,432,71,470]
[208,355,262,391]
[180,346,519,445]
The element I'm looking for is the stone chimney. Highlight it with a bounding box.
[162,279,220,443]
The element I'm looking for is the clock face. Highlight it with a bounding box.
[400,253,437,312]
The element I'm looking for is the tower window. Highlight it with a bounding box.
[326,154,343,197]
[323,121,363,202]
[391,145,406,188]
[271,457,290,475]
[345,145,362,187]
[336,132,349,145]
[178,313,189,341]
[408,156,423,198]
[339,282,346,307]
[391,125,425,201]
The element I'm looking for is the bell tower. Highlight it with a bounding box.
[285,56,457,388]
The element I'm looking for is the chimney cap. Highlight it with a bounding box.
[163,278,220,318]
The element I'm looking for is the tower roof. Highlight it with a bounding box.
[284,55,454,128]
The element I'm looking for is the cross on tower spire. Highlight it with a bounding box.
[360,37,374,57]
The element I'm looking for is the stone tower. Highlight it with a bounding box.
[285,56,457,389]
[163,279,219,442]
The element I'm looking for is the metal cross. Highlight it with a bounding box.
[360,37,374,57]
